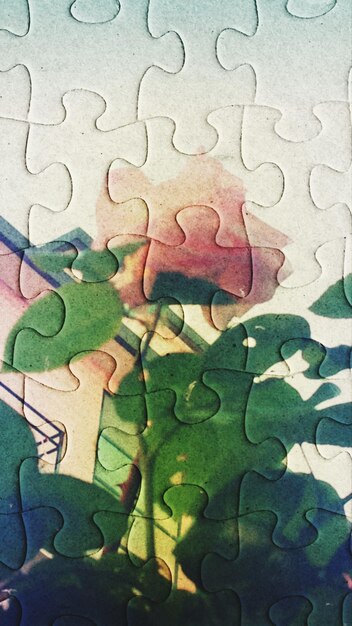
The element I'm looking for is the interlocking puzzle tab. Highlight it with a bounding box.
[0,1,351,624]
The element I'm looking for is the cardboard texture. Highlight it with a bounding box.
[0,1,351,624]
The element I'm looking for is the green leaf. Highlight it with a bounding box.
[108,368,284,520]
[3,282,124,372]
[310,274,352,318]
[245,376,340,449]
[30,249,76,273]
[71,247,118,281]
[94,309,352,622]
[205,314,310,374]
[151,271,235,305]
[31,241,144,283]
[102,352,220,432]
[73,242,144,282]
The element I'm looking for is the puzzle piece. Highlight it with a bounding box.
[217,0,352,141]
[139,0,257,153]
[0,117,71,245]
[27,91,147,243]
[280,337,352,379]
[241,103,352,287]
[98,312,214,436]
[310,69,352,214]
[3,227,188,386]
[0,397,37,515]
[22,350,122,481]
[0,227,100,391]
[0,1,350,623]
[98,425,140,470]
[102,326,219,427]
[106,115,284,246]
[127,483,238,608]
[205,313,311,375]
[317,418,352,463]
[19,455,131,557]
[145,211,253,305]
[101,369,285,521]
[22,233,147,294]
[245,368,342,446]
[244,360,352,520]
[0,364,65,471]
[0,0,183,127]
[202,509,352,625]
[143,207,286,314]
[210,245,288,328]
[310,163,352,214]
[11,502,171,625]
[239,469,350,548]
[5,281,123,374]
[103,119,289,326]
[0,394,58,574]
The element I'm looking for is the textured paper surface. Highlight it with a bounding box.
[0,1,351,624]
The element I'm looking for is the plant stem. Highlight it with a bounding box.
[139,435,155,557]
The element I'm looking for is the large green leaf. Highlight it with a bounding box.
[310,274,352,318]
[3,281,123,372]
[99,313,345,522]
[102,364,285,520]
[97,309,350,623]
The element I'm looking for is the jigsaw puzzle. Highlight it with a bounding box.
[0,1,351,624]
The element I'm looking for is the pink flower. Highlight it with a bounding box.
[95,155,289,319]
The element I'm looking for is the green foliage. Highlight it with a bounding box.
[205,313,311,373]
[32,241,144,283]
[151,271,237,305]
[1,266,351,624]
[3,281,123,372]
[310,274,352,318]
